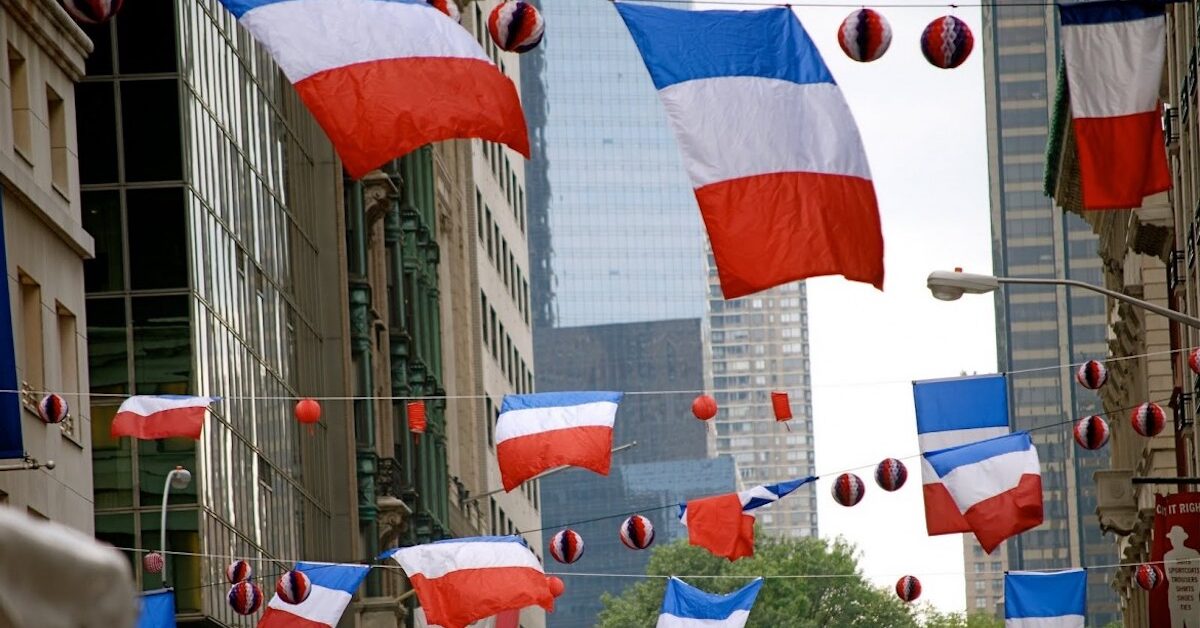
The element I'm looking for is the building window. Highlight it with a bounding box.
[57,304,78,394]
[19,272,43,392]
[486,396,494,447]
[7,45,31,159]
[47,85,68,192]
[974,580,986,591]
[480,291,488,345]
[975,597,988,609]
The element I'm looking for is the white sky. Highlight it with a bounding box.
[789,3,996,613]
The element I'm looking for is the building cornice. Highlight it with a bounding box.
[0,0,92,80]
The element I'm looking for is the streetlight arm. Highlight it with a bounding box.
[995,277,1200,330]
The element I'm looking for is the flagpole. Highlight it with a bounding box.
[160,466,191,587]
[463,441,638,505]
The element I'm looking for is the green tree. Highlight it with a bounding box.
[918,608,1005,628]
[596,535,918,627]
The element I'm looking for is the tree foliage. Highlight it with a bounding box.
[595,535,919,627]
[917,608,1005,628]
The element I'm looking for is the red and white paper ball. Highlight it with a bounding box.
[920,15,974,69]
[1189,347,1200,374]
[838,9,891,63]
[1135,563,1164,590]
[1131,402,1166,437]
[1073,415,1110,450]
[619,515,655,550]
[427,0,461,22]
[549,528,585,564]
[874,458,907,492]
[1075,360,1108,390]
[488,1,544,53]
[895,575,922,603]
[225,559,253,583]
[831,473,865,507]
[228,581,264,615]
[142,552,164,574]
[276,570,312,605]
[37,394,68,424]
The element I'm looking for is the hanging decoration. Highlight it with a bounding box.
[228,581,264,616]
[142,552,164,574]
[489,1,545,53]
[61,0,123,25]
[276,570,312,605]
[874,458,907,492]
[225,559,253,584]
[294,398,321,425]
[1072,415,1110,450]
[837,9,892,63]
[549,529,585,564]
[496,392,620,491]
[770,391,792,423]
[37,394,68,425]
[427,0,460,23]
[1075,360,1108,390]
[258,563,369,626]
[408,401,427,444]
[895,575,921,603]
[619,515,655,550]
[679,477,815,561]
[1135,563,1164,591]
[920,15,973,69]
[1190,347,1200,375]
[1131,402,1166,437]
[691,394,718,421]
[831,473,865,507]
[547,576,565,598]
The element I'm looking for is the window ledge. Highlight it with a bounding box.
[50,182,69,203]
[13,145,34,168]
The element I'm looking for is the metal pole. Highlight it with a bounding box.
[996,277,1200,329]
[1131,477,1200,484]
[160,467,182,586]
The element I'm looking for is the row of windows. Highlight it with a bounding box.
[481,291,533,395]
[14,269,81,442]
[482,143,526,233]
[5,43,70,191]
[477,191,530,325]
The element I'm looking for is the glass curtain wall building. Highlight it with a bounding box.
[982,2,1119,622]
[77,2,352,624]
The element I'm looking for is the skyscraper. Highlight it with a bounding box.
[982,5,1119,622]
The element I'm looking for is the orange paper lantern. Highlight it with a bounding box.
[408,401,427,443]
[691,395,718,421]
[294,398,321,424]
[771,391,792,421]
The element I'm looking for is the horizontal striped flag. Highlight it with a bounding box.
[257,562,370,628]
[1004,569,1086,628]
[657,577,763,627]
[679,477,815,560]
[111,396,217,440]
[496,392,622,491]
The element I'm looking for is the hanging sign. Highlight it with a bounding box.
[1150,492,1200,626]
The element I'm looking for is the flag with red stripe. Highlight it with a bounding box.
[496,392,622,492]
[111,396,217,440]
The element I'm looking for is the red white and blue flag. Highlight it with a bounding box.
[383,536,554,628]
[111,395,217,440]
[679,477,815,560]
[1059,1,1171,209]
[496,392,621,492]
[257,562,370,628]
[924,432,1043,554]
[616,3,884,298]
[216,0,529,179]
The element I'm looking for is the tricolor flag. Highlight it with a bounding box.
[216,0,528,179]
[679,477,815,560]
[616,3,884,299]
[137,589,176,628]
[924,432,1043,554]
[383,536,555,628]
[496,392,621,492]
[1004,569,1086,628]
[657,577,763,628]
[257,562,370,628]
[111,395,218,440]
[1059,1,1171,209]
[913,374,1009,536]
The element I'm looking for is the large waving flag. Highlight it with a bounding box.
[913,374,1009,536]
[657,577,763,628]
[111,395,218,440]
[1004,569,1086,628]
[924,432,1043,553]
[496,392,622,491]
[679,477,815,560]
[383,536,555,628]
[217,0,528,179]
[616,3,884,298]
[257,562,370,628]
[1059,1,1170,209]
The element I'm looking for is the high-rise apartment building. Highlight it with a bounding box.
[982,5,1119,622]
[962,536,1008,616]
[705,261,816,538]
[0,0,93,531]
[75,2,356,624]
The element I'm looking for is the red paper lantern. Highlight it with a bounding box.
[547,576,565,597]
[691,394,718,421]
[1135,563,1164,590]
[408,401,427,443]
[1189,347,1200,375]
[1131,402,1166,437]
[895,575,921,603]
[771,391,792,422]
[143,552,164,574]
[294,398,321,424]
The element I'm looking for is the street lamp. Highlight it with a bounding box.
[161,466,191,585]
[927,269,1200,329]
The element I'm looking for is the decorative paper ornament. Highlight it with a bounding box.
[832,473,865,507]
[895,575,921,603]
[488,1,545,53]
[1073,416,1110,450]
[920,15,974,69]
[1075,360,1108,390]
[549,528,585,564]
[874,458,907,492]
[61,0,124,25]
[1131,402,1167,437]
[37,394,68,425]
[427,0,461,23]
[1135,563,1163,591]
[1190,347,1200,375]
[619,515,655,550]
[228,581,264,615]
[142,552,164,574]
[276,570,312,605]
[838,9,892,63]
[771,391,793,422]
[294,398,321,424]
[225,559,253,583]
[691,394,718,421]
[547,576,565,597]
[407,401,427,443]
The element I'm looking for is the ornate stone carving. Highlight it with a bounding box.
[1096,469,1138,535]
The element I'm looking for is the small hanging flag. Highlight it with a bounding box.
[1004,569,1086,627]
[257,562,370,628]
[770,391,792,422]
[495,392,622,491]
[657,577,763,628]
[111,395,217,440]
[679,477,815,560]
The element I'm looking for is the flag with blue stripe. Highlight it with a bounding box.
[137,589,176,628]
[657,577,763,627]
[1004,569,1086,627]
[679,476,815,522]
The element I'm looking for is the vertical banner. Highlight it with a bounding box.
[1151,492,1200,627]
[0,194,22,459]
